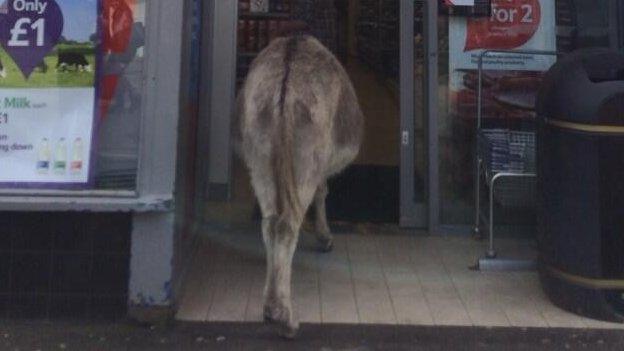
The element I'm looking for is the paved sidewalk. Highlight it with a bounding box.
[0,321,623,350]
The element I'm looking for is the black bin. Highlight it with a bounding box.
[537,48,624,322]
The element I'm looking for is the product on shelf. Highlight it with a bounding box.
[258,20,269,48]
[247,20,258,52]
[239,0,250,14]
[268,20,280,42]
[238,20,247,51]
[237,0,295,89]
[250,0,269,13]
[356,0,401,77]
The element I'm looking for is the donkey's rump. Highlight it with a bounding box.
[237,35,362,181]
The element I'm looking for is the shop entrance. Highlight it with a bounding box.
[176,0,624,331]
[223,0,428,227]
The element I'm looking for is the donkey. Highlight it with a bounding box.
[234,35,363,337]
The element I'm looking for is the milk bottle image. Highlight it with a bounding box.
[53,138,67,174]
[36,138,50,174]
[70,138,83,174]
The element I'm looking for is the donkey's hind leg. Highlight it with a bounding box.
[313,181,333,252]
[263,181,319,338]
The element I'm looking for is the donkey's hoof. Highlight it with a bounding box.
[317,237,333,253]
[263,313,275,324]
[277,321,299,339]
[263,304,289,324]
[263,305,277,324]
[263,305,299,339]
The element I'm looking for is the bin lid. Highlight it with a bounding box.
[537,48,624,127]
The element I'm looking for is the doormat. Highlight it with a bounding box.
[325,164,402,223]
[2,321,623,350]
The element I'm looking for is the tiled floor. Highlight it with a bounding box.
[176,225,624,330]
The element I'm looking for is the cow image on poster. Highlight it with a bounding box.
[57,52,92,72]
[234,34,363,338]
[36,60,48,73]
[0,58,5,78]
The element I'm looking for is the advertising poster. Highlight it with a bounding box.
[0,0,99,188]
[449,0,556,122]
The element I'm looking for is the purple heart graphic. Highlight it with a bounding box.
[0,0,64,78]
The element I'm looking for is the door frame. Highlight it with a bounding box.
[200,0,238,202]
[399,0,439,230]
[200,0,442,231]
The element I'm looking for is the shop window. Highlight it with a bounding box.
[439,0,624,225]
[0,0,146,192]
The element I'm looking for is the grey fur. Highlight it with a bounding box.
[234,35,363,338]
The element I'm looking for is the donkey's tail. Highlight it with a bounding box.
[272,36,303,230]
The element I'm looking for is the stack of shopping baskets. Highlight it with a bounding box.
[477,129,536,208]
[474,128,537,267]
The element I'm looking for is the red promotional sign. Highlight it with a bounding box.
[100,0,136,120]
[464,0,540,51]
[102,0,135,53]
